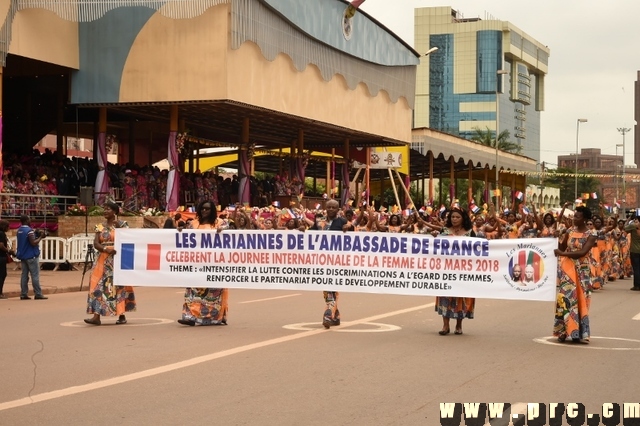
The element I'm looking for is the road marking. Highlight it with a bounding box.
[239,294,301,304]
[0,302,434,412]
[534,335,640,350]
[633,312,640,320]
[60,318,174,328]
[283,322,401,333]
[482,402,528,426]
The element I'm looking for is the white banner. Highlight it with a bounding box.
[113,230,557,301]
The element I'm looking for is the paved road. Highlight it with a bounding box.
[1,280,639,425]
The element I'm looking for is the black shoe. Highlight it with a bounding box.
[322,317,332,329]
[115,315,127,324]
[322,309,333,329]
[20,295,31,300]
[84,317,101,325]
[331,319,341,326]
[177,319,196,326]
[630,287,640,291]
[34,295,48,300]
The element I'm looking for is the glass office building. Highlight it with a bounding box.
[414,7,549,161]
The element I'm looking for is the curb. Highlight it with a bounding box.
[2,286,84,299]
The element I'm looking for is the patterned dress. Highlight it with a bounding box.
[181,222,229,325]
[435,228,475,319]
[554,227,595,342]
[590,229,605,289]
[86,221,137,316]
[609,229,623,280]
[619,229,632,277]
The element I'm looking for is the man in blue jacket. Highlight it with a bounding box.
[16,215,48,300]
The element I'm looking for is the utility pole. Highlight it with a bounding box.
[618,127,631,216]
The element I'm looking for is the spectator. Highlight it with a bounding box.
[15,215,48,300]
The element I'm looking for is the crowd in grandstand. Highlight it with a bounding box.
[0,149,321,215]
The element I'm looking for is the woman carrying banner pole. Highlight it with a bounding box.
[84,202,136,325]
[423,206,476,335]
[310,199,353,329]
[177,200,229,326]
[553,205,596,343]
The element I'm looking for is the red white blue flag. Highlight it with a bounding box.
[121,243,161,271]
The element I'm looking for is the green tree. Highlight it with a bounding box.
[471,127,522,154]
[432,178,490,207]
[543,167,600,205]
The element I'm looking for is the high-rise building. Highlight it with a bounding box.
[414,7,549,161]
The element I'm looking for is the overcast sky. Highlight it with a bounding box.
[360,0,639,168]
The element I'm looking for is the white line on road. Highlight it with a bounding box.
[0,302,434,412]
[533,335,640,350]
[633,312,640,320]
[239,294,302,304]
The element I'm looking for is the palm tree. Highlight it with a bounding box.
[471,127,522,154]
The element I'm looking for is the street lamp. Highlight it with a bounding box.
[618,127,631,215]
[424,47,439,56]
[495,69,508,209]
[616,143,623,205]
[574,118,588,201]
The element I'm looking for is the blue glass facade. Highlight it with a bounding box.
[476,31,502,93]
[427,31,541,161]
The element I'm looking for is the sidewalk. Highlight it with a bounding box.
[1,264,87,299]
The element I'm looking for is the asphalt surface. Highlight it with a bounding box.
[1,270,640,425]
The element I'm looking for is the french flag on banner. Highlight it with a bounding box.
[121,243,161,271]
[515,191,524,201]
[272,201,280,208]
[470,204,480,214]
[522,207,531,215]
[604,204,612,213]
[315,203,321,210]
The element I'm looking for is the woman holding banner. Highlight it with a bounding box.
[84,202,136,326]
[311,199,353,329]
[553,205,596,343]
[428,207,476,335]
[178,200,228,326]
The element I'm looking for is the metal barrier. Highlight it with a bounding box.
[10,235,96,271]
[0,193,79,219]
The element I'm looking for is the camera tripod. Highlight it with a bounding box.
[79,243,96,291]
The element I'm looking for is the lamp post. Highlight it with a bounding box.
[574,118,588,201]
[495,69,508,209]
[618,127,631,215]
[424,47,439,56]
[616,143,623,206]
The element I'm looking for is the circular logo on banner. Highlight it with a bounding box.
[505,248,548,291]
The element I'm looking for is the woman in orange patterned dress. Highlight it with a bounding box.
[84,202,136,325]
[424,207,476,335]
[178,200,229,326]
[553,206,597,343]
